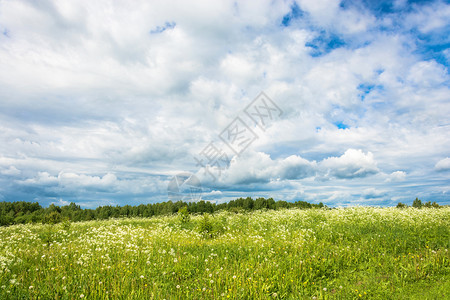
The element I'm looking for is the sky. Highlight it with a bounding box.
[0,0,449,208]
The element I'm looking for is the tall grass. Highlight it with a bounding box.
[0,207,449,299]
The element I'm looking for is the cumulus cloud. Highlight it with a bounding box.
[319,149,379,180]
[435,157,450,171]
[197,150,317,186]
[202,190,223,199]
[197,148,380,188]
[24,172,59,185]
[59,172,117,189]
[386,171,407,182]
[22,172,117,190]
[51,198,70,206]
[404,1,450,33]
[0,166,21,176]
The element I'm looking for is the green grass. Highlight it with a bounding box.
[0,207,449,299]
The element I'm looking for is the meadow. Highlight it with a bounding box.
[0,207,448,299]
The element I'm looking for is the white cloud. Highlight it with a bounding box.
[0,0,448,206]
[51,198,70,206]
[197,148,380,186]
[197,150,317,186]
[0,166,21,176]
[319,149,379,179]
[405,1,450,33]
[406,61,448,87]
[202,190,223,199]
[22,171,117,189]
[24,172,59,185]
[435,157,450,171]
[386,171,407,182]
[297,0,376,34]
[58,172,117,188]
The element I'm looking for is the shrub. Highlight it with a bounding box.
[178,206,190,224]
[230,207,242,214]
[198,213,213,238]
[197,213,226,238]
[39,225,56,246]
[61,218,71,231]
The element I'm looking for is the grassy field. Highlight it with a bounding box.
[0,207,449,299]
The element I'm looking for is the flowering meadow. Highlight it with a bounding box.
[0,207,449,299]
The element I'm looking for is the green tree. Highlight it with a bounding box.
[412,198,422,208]
[424,201,432,208]
[254,198,268,210]
[243,197,254,210]
[396,202,407,208]
[43,211,62,224]
[276,200,289,209]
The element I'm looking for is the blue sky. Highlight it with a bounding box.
[0,0,449,208]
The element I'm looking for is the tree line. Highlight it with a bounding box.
[396,198,441,209]
[0,198,325,226]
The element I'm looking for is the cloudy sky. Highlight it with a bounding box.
[0,0,449,208]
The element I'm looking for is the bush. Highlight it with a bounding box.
[198,214,213,237]
[39,225,56,246]
[178,206,190,224]
[230,207,243,214]
[197,213,226,238]
[61,218,71,231]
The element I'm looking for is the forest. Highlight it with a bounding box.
[0,197,324,226]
